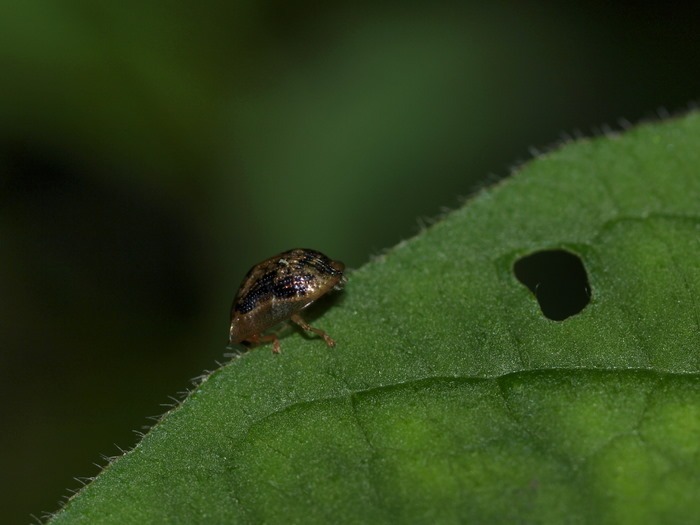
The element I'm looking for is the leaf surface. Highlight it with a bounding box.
[49,113,700,524]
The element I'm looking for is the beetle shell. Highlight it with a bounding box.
[229,249,345,351]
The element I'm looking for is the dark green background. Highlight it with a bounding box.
[1,2,697,523]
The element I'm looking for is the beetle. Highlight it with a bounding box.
[228,249,346,353]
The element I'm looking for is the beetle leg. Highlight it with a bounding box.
[246,333,282,353]
[290,314,336,348]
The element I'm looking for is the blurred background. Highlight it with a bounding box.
[0,2,698,522]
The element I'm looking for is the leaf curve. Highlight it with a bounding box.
[48,112,700,524]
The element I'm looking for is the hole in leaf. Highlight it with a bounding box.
[513,249,591,321]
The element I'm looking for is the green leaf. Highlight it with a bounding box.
[48,112,700,524]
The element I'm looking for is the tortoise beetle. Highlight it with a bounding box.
[228,249,346,353]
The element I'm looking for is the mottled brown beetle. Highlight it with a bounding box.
[228,249,346,353]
